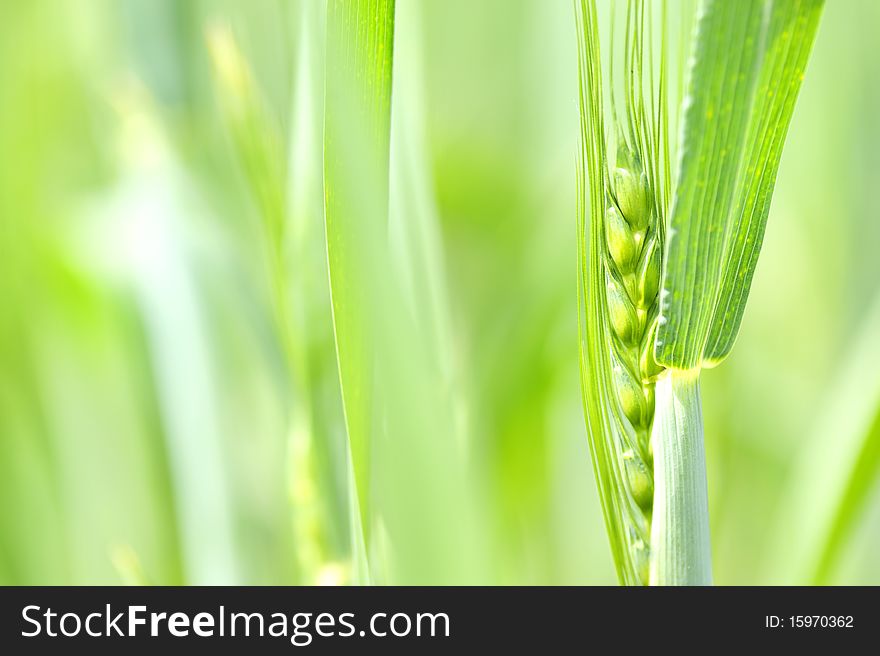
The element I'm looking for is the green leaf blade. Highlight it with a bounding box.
[657,0,823,370]
[656,0,765,370]
[703,0,824,364]
[323,0,396,552]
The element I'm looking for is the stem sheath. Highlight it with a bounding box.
[650,370,712,585]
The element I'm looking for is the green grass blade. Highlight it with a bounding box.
[812,409,880,584]
[285,0,353,583]
[325,0,489,583]
[388,0,457,391]
[655,0,765,370]
[704,0,824,364]
[324,0,396,559]
[656,0,823,370]
[768,290,880,584]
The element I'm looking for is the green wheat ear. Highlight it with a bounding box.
[576,0,823,586]
[577,0,670,586]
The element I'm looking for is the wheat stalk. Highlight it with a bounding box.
[577,0,823,585]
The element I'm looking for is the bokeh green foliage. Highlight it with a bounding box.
[0,0,878,585]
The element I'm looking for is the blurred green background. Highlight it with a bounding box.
[1,0,878,585]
